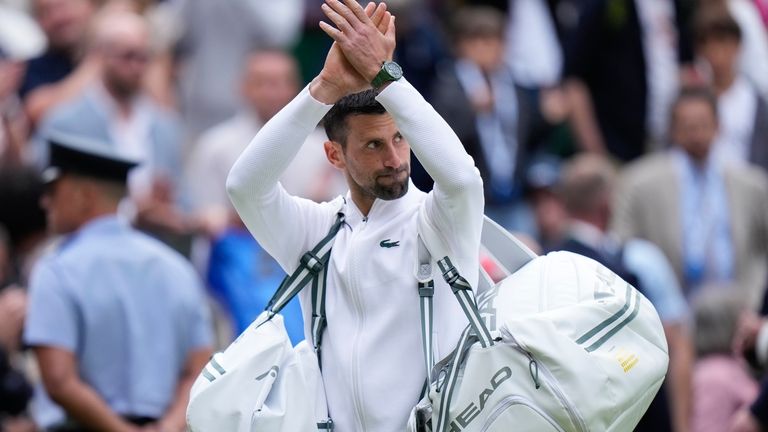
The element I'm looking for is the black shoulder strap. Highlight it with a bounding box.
[265,211,345,318]
[262,210,345,432]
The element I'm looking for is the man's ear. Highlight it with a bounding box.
[324,140,346,170]
[78,181,100,212]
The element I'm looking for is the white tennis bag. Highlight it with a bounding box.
[187,210,668,432]
[186,212,346,432]
[407,218,669,432]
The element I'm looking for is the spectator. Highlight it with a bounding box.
[543,0,584,48]
[524,155,568,251]
[172,0,304,138]
[505,0,563,87]
[0,3,45,167]
[691,287,758,432]
[23,133,213,432]
[563,0,693,161]
[0,279,33,432]
[205,227,306,345]
[186,49,343,236]
[1,55,28,168]
[694,5,768,172]
[0,231,32,430]
[20,0,95,98]
[388,0,450,101]
[431,6,540,232]
[22,0,100,126]
[613,86,768,307]
[707,0,768,99]
[186,49,342,344]
[33,10,188,236]
[730,388,768,432]
[731,297,768,432]
[0,168,47,288]
[555,153,693,432]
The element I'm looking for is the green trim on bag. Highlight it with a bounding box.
[575,283,633,344]
[584,288,640,353]
[210,357,226,375]
[201,367,217,382]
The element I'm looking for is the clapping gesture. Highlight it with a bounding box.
[310,0,396,103]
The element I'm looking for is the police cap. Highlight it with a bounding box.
[43,133,139,184]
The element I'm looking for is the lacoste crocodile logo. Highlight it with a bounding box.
[380,239,400,248]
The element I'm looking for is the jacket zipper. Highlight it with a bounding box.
[479,395,565,432]
[348,215,368,430]
[503,331,589,432]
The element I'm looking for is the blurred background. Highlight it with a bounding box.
[2,0,768,431]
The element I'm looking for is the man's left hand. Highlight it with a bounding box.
[319,0,397,83]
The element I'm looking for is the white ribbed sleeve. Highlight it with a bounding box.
[226,85,332,200]
[377,79,484,279]
[226,85,341,272]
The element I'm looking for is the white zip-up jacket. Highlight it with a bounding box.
[227,78,484,432]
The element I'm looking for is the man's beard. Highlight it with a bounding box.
[105,75,140,101]
[370,166,409,200]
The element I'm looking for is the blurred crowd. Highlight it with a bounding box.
[1,0,768,431]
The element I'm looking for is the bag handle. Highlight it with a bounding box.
[415,216,535,380]
[480,215,536,278]
[436,256,495,348]
[416,236,435,382]
[414,233,495,390]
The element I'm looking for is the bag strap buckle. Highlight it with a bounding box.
[300,251,324,274]
[318,418,334,430]
[441,266,460,287]
[418,280,434,297]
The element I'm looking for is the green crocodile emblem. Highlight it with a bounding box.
[379,239,400,248]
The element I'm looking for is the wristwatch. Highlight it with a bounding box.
[371,61,403,89]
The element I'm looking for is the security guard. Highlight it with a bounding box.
[23,133,213,432]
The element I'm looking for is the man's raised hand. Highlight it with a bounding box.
[310,2,391,104]
[320,0,397,83]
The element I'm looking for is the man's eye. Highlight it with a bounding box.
[394,134,403,144]
[366,141,377,149]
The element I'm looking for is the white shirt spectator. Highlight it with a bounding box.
[635,0,680,146]
[505,0,563,87]
[713,76,759,166]
[728,0,768,98]
[186,110,345,214]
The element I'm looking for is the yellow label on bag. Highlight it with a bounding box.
[616,348,639,373]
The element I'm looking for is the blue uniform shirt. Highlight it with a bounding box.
[24,215,213,419]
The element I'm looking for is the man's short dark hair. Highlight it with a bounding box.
[451,6,506,42]
[322,89,386,146]
[695,5,742,44]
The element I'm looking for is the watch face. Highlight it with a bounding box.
[384,62,403,79]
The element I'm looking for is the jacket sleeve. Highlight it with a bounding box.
[226,86,341,273]
[376,78,485,286]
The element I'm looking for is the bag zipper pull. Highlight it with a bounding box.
[527,355,541,389]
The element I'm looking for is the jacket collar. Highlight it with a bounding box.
[344,179,424,225]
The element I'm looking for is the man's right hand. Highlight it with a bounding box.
[319,0,397,84]
[310,1,391,104]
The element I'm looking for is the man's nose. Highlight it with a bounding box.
[382,142,401,169]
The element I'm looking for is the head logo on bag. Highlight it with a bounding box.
[448,366,513,431]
